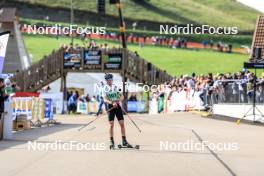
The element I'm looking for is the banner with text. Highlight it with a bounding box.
[0,31,10,74]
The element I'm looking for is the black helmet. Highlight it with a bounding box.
[105,73,113,80]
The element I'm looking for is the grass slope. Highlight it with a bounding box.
[15,0,261,31]
[23,34,250,76]
[21,18,253,46]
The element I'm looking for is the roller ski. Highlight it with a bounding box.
[117,144,140,150]
[117,140,140,150]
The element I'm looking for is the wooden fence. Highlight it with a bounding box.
[11,47,173,92]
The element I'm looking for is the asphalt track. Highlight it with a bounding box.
[0,112,264,176]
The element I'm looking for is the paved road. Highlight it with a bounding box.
[0,112,264,176]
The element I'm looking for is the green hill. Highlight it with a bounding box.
[14,0,261,31]
[23,34,249,76]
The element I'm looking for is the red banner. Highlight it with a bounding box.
[13,92,40,97]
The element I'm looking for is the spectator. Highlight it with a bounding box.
[75,91,79,100]
[0,78,8,118]
[67,91,73,101]
[91,95,96,102]
[86,94,91,102]
[129,94,137,101]
[96,81,105,116]
[68,92,77,114]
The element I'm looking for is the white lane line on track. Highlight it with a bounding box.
[134,117,237,176]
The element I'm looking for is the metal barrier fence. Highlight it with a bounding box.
[204,80,264,105]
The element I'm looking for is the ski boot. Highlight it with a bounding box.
[109,138,115,150]
[121,140,133,148]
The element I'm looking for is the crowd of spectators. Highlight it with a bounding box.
[202,40,233,53]
[62,40,111,52]
[66,90,97,114]
[21,23,240,54]
[64,69,264,114]
[151,70,264,112]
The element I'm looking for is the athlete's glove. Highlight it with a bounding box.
[112,102,118,107]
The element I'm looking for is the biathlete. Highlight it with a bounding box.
[102,73,132,149]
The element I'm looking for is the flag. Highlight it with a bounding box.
[0,31,10,74]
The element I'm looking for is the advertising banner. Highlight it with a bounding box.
[0,31,10,74]
[83,50,102,69]
[127,101,146,113]
[44,98,53,119]
[104,53,122,70]
[63,52,81,69]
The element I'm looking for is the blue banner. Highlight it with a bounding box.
[44,98,53,119]
[127,101,146,113]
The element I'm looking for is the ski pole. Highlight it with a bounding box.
[118,103,142,133]
[78,105,116,131]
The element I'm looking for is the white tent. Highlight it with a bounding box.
[47,73,143,96]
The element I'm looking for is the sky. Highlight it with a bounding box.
[237,0,264,13]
